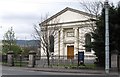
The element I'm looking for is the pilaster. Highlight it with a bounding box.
[74,27,79,54]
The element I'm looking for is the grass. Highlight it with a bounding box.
[2,60,97,69]
[84,64,96,69]
[69,64,97,69]
[14,61,28,67]
[52,63,97,69]
[2,61,28,67]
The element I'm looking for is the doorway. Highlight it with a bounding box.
[67,46,74,59]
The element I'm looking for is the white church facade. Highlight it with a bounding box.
[40,7,96,64]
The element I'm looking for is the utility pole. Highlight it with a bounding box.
[104,0,109,74]
[0,26,2,53]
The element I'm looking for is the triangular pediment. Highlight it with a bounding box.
[40,7,95,25]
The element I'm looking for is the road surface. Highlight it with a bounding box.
[2,66,119,77]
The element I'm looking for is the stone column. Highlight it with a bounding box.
[61,28,64,59]
[28,51,36,67]
[74,27,79,55]
[7,51,14,66]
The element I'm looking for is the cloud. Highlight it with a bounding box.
[1,14,40,23]
[0,0,118,40]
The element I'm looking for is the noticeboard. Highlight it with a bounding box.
[78,52,84,65]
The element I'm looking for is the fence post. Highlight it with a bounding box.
[28,51,36,67]
[7,51,14,66]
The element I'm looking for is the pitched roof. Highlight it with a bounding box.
[40,7,95,25]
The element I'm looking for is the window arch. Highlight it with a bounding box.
[85,33,91,52]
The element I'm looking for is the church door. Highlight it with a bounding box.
[67,46,74,59]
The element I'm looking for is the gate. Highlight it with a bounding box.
[14,55,29,67]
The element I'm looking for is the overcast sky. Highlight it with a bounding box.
[0,0,119,40]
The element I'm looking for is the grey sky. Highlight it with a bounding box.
[0,0,119,40]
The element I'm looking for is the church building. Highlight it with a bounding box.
[40,7,96,64]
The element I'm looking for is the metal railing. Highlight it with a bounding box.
[35,55,96,67]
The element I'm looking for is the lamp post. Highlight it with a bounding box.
[104,0,109,74]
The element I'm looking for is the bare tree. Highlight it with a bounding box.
[78,0,103,30]
[76,0,103,52]
[78,0,103,34]
[34,14,60,66]
[79,0,103,18]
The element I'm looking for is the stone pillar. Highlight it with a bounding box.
[111,53,118,71]
[28,51,36,67]
[7,51,14,66]
[74,27,79,55]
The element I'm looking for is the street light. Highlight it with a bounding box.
[104,0,109,74]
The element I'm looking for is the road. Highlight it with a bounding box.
[2,66,119,77]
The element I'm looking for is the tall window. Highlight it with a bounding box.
[85,33,91,52]
[49,35,54,52]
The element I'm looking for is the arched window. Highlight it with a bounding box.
[49,35,54,52]
[85,33,91,52]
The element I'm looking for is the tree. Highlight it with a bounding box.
[78,0,103,49]
[92,2,120,67]
[79,0,103,18]
[115,3,120,53]
[92,8,105,67]
[79,1,120,67]
[110,3,120,54]
[2,27,22,55]
[34,15,60,66]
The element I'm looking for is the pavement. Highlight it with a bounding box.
[2,64,120,76]
[23,66,119,75]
